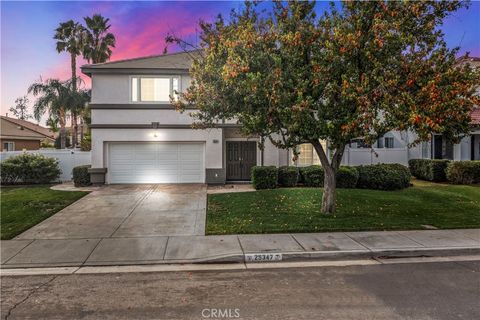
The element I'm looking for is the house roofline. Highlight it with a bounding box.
[80,49,202,77]
[82,50,199,68]
[81,68,190,77]
[0,116,55,140]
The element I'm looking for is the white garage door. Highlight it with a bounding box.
[108,142,204,184]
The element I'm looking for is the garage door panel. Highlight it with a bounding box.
[179,163,202,170]
[157,153,179,160]
[179,151,202,160]
[109,142,204,184]
[136,153,156,160]
[179,144,202,151]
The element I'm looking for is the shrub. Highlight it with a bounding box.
[73,165,91,187]
[408,159,450,181]
[251,166,278,190]
[336,166,359,188]
[0,153,61,184]
[301,165,324,187]
[356,163,411,190]
[0,162,22,184]
[446,161,480,184]
[298,165,358,188]
[278,166,298,187]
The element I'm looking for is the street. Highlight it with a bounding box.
[1,260,479,320]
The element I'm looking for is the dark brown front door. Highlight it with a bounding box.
[226,141,257,181]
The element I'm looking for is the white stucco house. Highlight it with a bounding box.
[81,53,479,184]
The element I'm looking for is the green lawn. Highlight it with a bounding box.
[207,180,480,234]
[1,185,88,240]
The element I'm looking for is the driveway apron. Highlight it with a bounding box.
[15,184,207,240]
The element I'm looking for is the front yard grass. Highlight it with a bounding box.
[207,180,480,234]
[1,185,88,240]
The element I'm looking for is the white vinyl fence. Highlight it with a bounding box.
[0,149,91,181]
[341,147,409,166]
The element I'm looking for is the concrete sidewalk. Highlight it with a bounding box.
[1,229,479,269]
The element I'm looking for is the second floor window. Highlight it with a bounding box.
[131,76,179,103]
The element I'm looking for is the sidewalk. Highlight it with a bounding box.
[1,229,479,269]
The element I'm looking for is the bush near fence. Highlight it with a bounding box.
[408,159,450,182]
[1,150,91,181]
[356,163,411,190]
[0,153,61,185]
[446,161,480,184]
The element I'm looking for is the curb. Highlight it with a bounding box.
[2,246,479,270]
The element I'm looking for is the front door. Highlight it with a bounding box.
[226,141,257,181]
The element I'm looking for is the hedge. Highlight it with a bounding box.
[251,166,278,190]
[408,159,450,181]
[336,166,359,188]
[301,165,324,187]
[0,153,61,184]
[356,163,411,190]
[73,165,91,187]
[278,166,298,187]
[446,161,480,184]
[299,165,358,188]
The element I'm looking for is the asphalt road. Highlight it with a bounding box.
[1,261,479,320]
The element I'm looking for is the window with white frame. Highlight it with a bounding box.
[3,142,14,151]
[131,76,179,102]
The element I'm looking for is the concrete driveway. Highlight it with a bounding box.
[16,184,206,240]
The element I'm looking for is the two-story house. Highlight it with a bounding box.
[81,51,293,184]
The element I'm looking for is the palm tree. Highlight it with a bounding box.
[54,20,86,146]
[83,14,116,64]
[54,20,85,90]
[68,84,91,144]
[28,79,71,149]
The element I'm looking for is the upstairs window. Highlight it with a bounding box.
[131,76,179,103]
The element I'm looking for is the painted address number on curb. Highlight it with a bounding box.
[245,253,283,262]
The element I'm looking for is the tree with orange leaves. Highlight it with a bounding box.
[170,1,479,214]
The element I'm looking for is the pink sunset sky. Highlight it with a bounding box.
[1,1,479,125]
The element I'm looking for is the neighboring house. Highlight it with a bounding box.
[428,56,480,161]
[342,56,480,164]
[81,52,479,184]
[0,116,55,151]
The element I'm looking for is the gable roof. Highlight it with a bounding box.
[0,116,55,140]
[81,50,202,76]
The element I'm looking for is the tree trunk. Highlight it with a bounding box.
[80,118,84,143]
[71,53,77,148]
[59,108,66,149]
[72,113,78,147]
[322,165,336,213]
[311,140,346,214]
[71,53,77,92]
